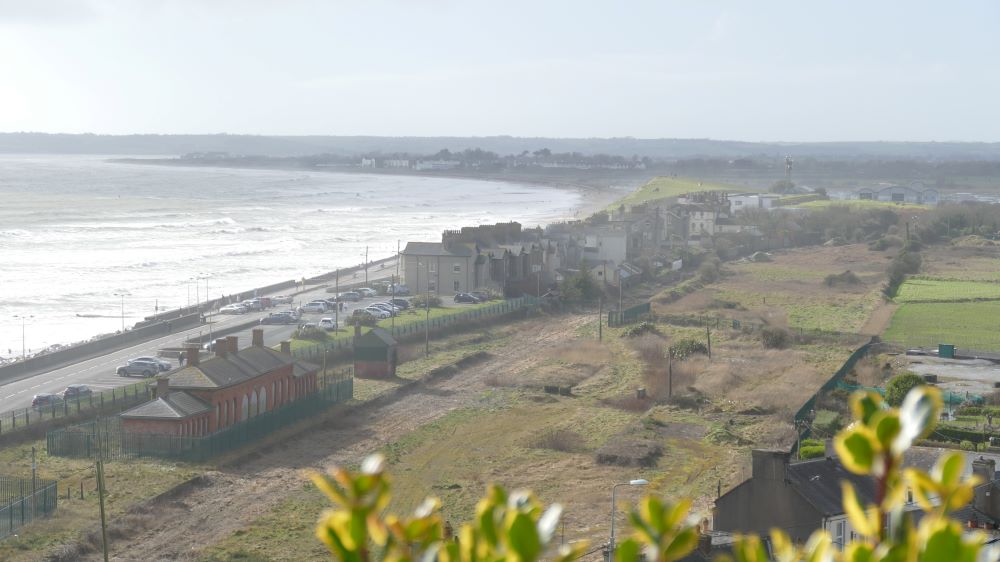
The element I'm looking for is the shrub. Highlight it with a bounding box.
[345,314,377,327]
[799,445,826,459]
[528,429,585,453]
[813,409,843,435]
[697,259,720,283]
[760,327,789,349]
[868,238,889,251]
[410,294,443,308]
[885,372,926,406]
[800,438,823,448]
[823,270,861,287]
[294,326,329,341]
[621,322,661,338]
[961,440,976,451]
[668,338,708,360]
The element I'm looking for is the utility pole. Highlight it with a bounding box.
[335,269,340,330]
[706,325,712,360]
[425,260,431,357]
[667,351,673,398]
[31,446,37,517]
[598,297,603,341]
[364,246,369,286]
[95,425,110,562]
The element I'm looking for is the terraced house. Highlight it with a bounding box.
[120,329,319,436]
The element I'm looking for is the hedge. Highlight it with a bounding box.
[934,425,999,445]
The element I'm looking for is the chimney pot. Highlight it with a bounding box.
[280,340,291,355]
[156,376,170,399]
[185,344,201,367]
[227,336,238,354]
[215,338,228,358]
[252,328,264,348]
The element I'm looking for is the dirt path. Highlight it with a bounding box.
[860,301,898,336]
[91,314,591,562]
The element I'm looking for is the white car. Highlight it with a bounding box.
[364,306,391,319]
[299,302,327,314]
[318,318,338,331]
[272,295,294,304]
[220,304,248,314]
[357,288,377,297]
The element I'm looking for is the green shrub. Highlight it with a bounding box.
[294,326,329,341]
[885,372,926,406]
[411,294,443,308]
[823,270,861,287]
[813,410,843,434]
[961,440,976,451]
[761,326,789,349]
[668,338,709,360]
[799,445,826,459]
[800,438,823,448]
[345,314,378,327]
[621,322,662,338]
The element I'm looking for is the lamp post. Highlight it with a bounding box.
[113,292,128,332]
[13,314,33,360]
[609,479,648,557]
[190,276,200,308]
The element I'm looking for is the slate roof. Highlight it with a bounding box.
[120,391,211,420]
[786,457,878,516]
[401,242,474,257]
[355,327,397,348]
[169,346,319,390]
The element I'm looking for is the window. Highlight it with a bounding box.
[241,395,249,421]
[454,280,460,291]
[834,521,844,549]
[429,262,436,273]
[214,404,219,428]
[250,390,258,417]
[453,263,461,273]
[260,387,267,414]
[428,280,436,291]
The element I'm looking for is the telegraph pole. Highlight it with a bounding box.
[364,246,369,286]
[598,297,603,341]
[335,269,340,329]
[95,425,110,562]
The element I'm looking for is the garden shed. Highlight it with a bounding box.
[353,326,398,378]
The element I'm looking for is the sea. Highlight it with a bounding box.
[0,155,582,359]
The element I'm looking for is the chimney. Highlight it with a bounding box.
[215,338,228,358]
[155,376,170,400]
[280,340,291,355]
[186,344,201,367]
[973,456,997,515]
[252,328,264,348]
[227,336,238,354]
[751,449,790,481]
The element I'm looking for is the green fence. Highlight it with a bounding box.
[47,372,353,463]
[0,476,58,540]
[0,379,153,436]
[608,303,652,327]
[292,296,539,361]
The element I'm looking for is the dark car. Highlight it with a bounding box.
[117,359,160,377]
[32,393,62,409]
[337,291,362,302]
[470,291,493,302]
[63,384,93,400]
[260,312,297,325]
[454,292,482,304]
[389,298,410,310]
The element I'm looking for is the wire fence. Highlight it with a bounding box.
[0,379,153,436]
[47,369,353,463]
[291,296,540,361]
[0,476,58,540]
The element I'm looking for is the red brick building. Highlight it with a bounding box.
[121,329,319,436]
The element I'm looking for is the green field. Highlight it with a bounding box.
[797,199,930,210]
[895,278,1000,303]
[609,176,740,209]
[883,301,1000,350]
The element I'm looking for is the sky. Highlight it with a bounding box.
[1,0,998,142]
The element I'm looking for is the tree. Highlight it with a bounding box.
[885,371,926,406]
[561,269,601,302]
[769,179,795,194]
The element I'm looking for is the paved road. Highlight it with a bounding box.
[0,259,401,415]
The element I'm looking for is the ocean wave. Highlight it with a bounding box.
[0,229,30,237]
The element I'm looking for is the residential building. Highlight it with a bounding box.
[853,182,940,205]
[400,241,476,295]
[729,193,781,213]
[414,160,461,171]
[120,329,319,437]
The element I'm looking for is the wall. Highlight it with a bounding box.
[713,471,821,542]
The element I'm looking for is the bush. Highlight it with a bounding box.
[528,429,585,453]
[668,338,709,360]
[345,314,377,327]
[761,327,789,349]
[868,238,889,251]
[410,294,443,308]
[800,438,823,448]
[823,270,861,287]
[799,445,826,459]
[885,372,926,406]
[961,440,976,451]
[813,410,843,435]
[294,326,329,341]
[621,322,661,338]
[697,255,721,283]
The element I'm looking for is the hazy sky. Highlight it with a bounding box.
[1,1,998,141]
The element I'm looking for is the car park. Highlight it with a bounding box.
[32,393,62,409]
[454,292,482,303]
[63,384,93,400]
[130,356,172,372]
[318,318,338,331]
[117,359,161,377]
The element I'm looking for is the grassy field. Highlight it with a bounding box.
[883,301,1000,350]
[895,278,1000,303]
[796,199,931,210]
[609,176,740,209]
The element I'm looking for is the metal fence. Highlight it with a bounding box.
[0,379,153,436]
[608,303,651,327]
[47,370,353,463]
[291,296,539,361]
[0,476,58,540]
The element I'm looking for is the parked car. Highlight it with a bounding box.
[388,298,411,310]
[454,292,482,303]
[389,284,410,296]
[363,306,391,319]
[337,291,362,302]
[299,301,328,314]
[272,295,294,304]
[357,288,377,298]
[258,297,273,308]
[32,393,62,409]
[130,356,172,372]
[318,318,338,331]
[220,304,248,314]
[469,291,493,302]
[63,384,93,400]
[241,299,263,311]
[372,302,401,314]
[117,359,160,377]
[261,312,297,325]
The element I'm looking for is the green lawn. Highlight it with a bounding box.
[797,199,931,210]
[883,301,1000,350]
[714,288,881,333]
[895,278,1000,303]
[609,176,740,209]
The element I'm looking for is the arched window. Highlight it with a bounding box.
[232,398,237,422]
[214,404,219,430]
[260,387,268,414]
[222,401,228,427]
[271,382,276,406]
[241,395,249,421]
[250,390,258,417]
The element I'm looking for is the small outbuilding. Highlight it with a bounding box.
[353,326,398,378]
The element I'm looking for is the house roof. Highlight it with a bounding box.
[786,457,877,516]
[355,327,397,348]
[169,346,319,390]
[121,391,211,420]
[401,242,474,257]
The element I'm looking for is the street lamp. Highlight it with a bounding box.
[609,479,649,556]
[113,292,129,332]
[13,314,33,360]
